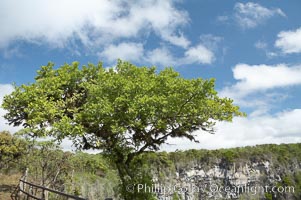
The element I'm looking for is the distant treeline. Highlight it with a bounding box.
[1,131,301,199]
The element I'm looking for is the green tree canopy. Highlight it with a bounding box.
[2,60,244,199]
[0,131,27,169]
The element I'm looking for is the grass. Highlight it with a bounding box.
[0,173,22,200]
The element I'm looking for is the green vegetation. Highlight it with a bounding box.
[265,192,273,200]
[1,130,301,199]
[2,60,244,199]
[0,131,26,170]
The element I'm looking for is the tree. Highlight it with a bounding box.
[26,141,73,199]
[2,60,245,199]
[28,141,71,187]
[0,131,26,169]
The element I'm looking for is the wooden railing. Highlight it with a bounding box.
[13,179,88,200]
[12,177,114,200]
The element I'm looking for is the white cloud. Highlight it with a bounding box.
[163,109,301,151]
[99,42,144,63]
[146,35,220,66]
[234,2,285,29]
[161,32,190,49]
[146,47,176,67]
[220,64,301,105]
[0,84,13,103]
[232,64,301,91]
[0,0,189,49]
[0,84,21,133]
[183,44,214,64]
[275,27,301,54]
[100,40,215,66]
[145,43,215,66]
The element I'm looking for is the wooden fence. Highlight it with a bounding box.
[11,177,114,200]
[11,179,88,200]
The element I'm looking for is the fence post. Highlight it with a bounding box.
[19,168,28,199]
[42,188,45,200]
[19,179,23,198]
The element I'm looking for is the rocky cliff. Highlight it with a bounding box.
[145,144,301,200]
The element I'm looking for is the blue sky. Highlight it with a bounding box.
[1,0,301,151]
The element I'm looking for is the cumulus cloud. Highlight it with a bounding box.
[163,109,301,151]
[0,84,21,133]
[1,0,219,66]
[146,47,177,66]
[100,40,215,66]
[0,0,189,49]
[183,44,214,64]
[232,64,301,91]
[145,44,215,66]
[99,42,144,63]
[220,64,301,107]
[234,2,285,29]
[161,32,190,49]
[0,84,13,103]
[275,27,301,54]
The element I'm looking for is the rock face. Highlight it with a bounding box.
[153,159,299,200]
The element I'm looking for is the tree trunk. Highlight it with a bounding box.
[115,158,139,200]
